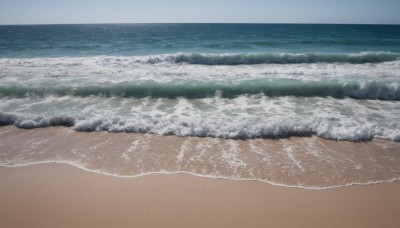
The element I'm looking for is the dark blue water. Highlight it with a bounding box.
[1,24,400,57]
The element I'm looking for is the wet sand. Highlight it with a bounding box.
[1,126,400,188]
[0,163,400,228]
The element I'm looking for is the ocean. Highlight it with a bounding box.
[1,24,400,188]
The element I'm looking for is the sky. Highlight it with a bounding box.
[0,0,399,25]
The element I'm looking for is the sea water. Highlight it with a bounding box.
[1,24,400,188]
[1,24,399,141]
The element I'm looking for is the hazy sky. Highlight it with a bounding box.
[0,0,399,25]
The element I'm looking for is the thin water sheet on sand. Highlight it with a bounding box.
[1,126,400,188]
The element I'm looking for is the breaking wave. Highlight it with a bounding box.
[172,52,400,65]
[1,111,399,142]
[1,52,399,66]
[1,80,399,100]
[0,112,75,128]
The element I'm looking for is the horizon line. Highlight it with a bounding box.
[1,22,399,26]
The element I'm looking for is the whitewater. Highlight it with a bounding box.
[0,53,399,141]
[1,24,400,142]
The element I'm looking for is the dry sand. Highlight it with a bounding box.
[1,163,400,228]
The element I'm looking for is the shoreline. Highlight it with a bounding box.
[2,162,400,190]
[1,163,400,228]
[1,126,400,188]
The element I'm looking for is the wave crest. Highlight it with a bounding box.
[1,52,398,66]
[1,80,399,100]
[1,111,399,142]
[0,112,74,128]
[172,52,399,65]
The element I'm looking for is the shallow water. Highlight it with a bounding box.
[1,126,400,189]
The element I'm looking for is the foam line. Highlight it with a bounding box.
[1,111,400,141]
[1,52,399,66]
[1,161,399,190]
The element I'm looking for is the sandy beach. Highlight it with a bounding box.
[0,163,399,228]
[1,127,400,227]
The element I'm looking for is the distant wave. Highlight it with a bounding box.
[1,80,399,100]
[1,52,399,66]
[172,52,400,65]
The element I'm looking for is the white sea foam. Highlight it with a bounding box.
[1,55,400,86]
[1,52,398,67]
[1,95,399,141]
[0,54,399,141]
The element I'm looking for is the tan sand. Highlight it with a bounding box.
[1,164,400,228]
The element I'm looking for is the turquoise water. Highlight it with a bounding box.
[1,24,400,57]
[0,24,399,140]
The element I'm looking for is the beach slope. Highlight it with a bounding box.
[1,164,400,228]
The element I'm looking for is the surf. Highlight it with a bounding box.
[0,79,399,100]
